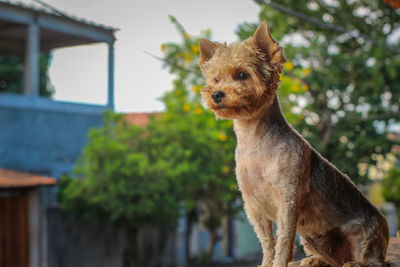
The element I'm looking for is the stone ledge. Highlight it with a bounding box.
[0,93,108,116]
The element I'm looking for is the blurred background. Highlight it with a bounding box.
[0,0,399,267]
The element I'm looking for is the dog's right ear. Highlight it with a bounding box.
[252,21,280,61]
[199,39,217,65]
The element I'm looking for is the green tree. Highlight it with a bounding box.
[382,167,400,223]
[59,112,182,267]
[0,53,54,96]
[59,17,245,264]
[160,16,240,262]
[236,0,399,183]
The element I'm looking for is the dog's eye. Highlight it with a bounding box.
[235,71,249,81]
[214,77,220,83]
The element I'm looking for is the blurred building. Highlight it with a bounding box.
[0,1,116,266]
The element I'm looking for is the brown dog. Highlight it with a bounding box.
[198,21,389,267]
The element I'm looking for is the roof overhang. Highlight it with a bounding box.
[0,1,117,55]
[0,168,56,188]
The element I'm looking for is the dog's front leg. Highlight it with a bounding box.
[258,218,275,267]
[242,194,275,267]
[272,196,299,267]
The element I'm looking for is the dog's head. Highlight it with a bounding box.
[199,21,286,120]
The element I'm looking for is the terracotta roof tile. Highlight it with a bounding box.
[0,168,57,188]
[123,112,162,127]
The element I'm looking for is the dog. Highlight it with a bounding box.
[198,21,389,267]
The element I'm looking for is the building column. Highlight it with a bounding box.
[28,189,40,267]
[23,21,40,96]
[107,41,115,109]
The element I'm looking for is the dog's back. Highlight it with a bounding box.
[298,148,389,267]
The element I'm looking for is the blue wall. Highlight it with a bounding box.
[0,93,106,179]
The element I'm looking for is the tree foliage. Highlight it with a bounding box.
[59,111,182,228]
[382,167,400,221]
[59,111,183,266]
[159,16,241,260]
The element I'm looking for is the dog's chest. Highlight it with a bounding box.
[235,144,281,221]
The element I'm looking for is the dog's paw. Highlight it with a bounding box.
[300,256,330,267]
[342,263,388,267]
[342,263,362,267]
[258,258,273,267]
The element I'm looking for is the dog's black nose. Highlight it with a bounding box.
[212,91,225,103]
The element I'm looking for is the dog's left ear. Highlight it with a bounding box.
[252,21,283,63]
[199,38,217,65]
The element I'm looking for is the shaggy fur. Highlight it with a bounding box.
[198,21,389,267]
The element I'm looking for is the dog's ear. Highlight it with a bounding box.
[252,21,282,62]
[199,38,217,65]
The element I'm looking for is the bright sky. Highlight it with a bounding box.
[43,0,260,112]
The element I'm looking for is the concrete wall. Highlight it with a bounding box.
[47,207,126,267]
[47,207,178,267]
[0,93,106,181]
